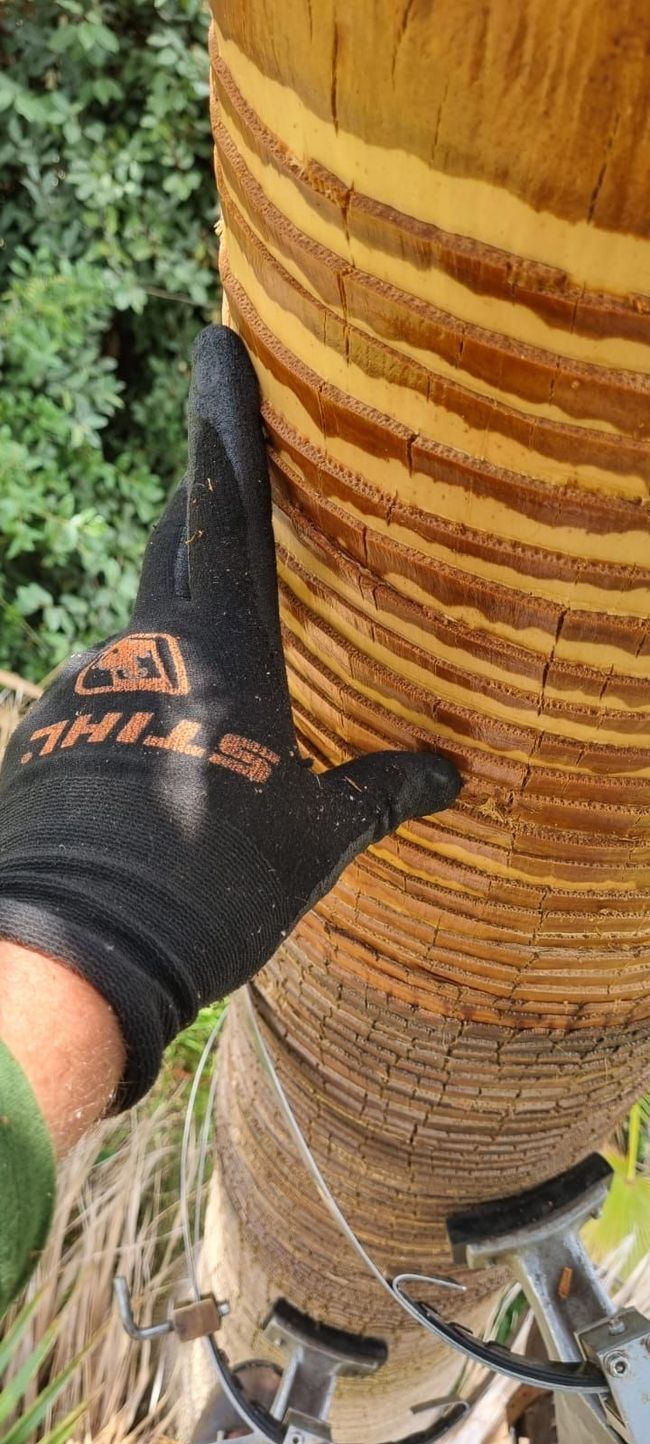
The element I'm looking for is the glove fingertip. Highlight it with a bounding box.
[414,752,462,812]
[375,751,461,835]
[190,324,260,431]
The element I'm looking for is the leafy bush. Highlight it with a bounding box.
[0,0,219,680]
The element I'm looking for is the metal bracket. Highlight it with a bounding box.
[188,1297,469,1444]
[263,1297,386,1439]
[578,1308,650,1444]
[396,1153,613,1395]
[429,1154,650,1444]
[114,1276,229,1343]
[389,1155,617,1399]
[280,1422,329,1444]
[188,1299,384,1443]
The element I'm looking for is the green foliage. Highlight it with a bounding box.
[164,1001,226,1076]
[0,1293,87,1443]
[0,0,219,679]
[161,1001,226,1132]
[583,1092,650,1281]
[0,256,165,676]
[583,1147,650,1281]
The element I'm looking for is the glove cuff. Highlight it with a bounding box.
[0,767,287,1108]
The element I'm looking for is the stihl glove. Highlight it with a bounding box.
[0,326,460,1108]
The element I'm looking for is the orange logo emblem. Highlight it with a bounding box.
[75,633,189,697]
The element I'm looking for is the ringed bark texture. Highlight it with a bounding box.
[197,2,650,1435]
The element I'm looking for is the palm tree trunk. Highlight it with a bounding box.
[189,2,650,1435]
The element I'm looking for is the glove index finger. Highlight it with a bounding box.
[186,433,258,619]
[188,325,283,656]
[190,325,263,465]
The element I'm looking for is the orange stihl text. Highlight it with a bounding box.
[20,712,280,785]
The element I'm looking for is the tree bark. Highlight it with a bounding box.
[188,3,650,1436]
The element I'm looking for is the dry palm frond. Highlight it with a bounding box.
[1,1080,204,1444]
[0,673,41,760]
[0,673,42,704]
[0,705,21,761]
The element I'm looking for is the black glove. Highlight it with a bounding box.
[0,326,460,1108]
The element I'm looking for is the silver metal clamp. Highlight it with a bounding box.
[114,993,650,1444]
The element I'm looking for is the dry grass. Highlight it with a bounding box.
[0,692,32,756]
[0,672,42,767]
[1,1083,199,1444]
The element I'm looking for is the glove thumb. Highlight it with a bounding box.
[301,749,461,910]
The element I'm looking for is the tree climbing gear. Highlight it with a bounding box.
[115,1002,469,1443]
[117,994,650,1442]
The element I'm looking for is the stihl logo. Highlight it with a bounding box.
[75,633,189,697]
[20,711,280,785]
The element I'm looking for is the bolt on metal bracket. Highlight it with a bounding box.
[114,1276,229,1343]
[578,1308,650,1444]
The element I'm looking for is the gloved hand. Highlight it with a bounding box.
[0,326,460,1107]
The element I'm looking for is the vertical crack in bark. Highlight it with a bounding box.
[330,20,340,132]
[391,0,421,84]
[587,109,621,224]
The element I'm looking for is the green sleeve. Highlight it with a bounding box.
[0,1042,56,1317]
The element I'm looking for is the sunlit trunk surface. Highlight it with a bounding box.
[188,4,650,1436]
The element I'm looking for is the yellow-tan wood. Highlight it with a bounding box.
[189,5,650,1438]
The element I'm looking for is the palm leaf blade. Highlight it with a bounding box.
[0,1296,42,1378]
[0,1345,89,1444]
[0,1322,58,1426]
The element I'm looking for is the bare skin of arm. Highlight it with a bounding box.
[0,940,125,1157]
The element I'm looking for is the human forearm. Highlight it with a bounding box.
[0,940,125,1157]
